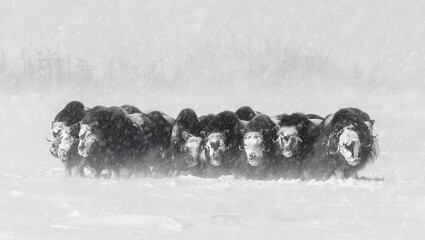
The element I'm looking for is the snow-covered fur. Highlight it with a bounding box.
[274,113,322,179]
[304,108,379,180]
[49,101,86,157]
[54,105,106,176]
[238,114,278,180]
[57,123,87,176]
[202,111,244,177]
[170,109,206,176]
[78,107,153,178]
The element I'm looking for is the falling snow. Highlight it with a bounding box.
[1,0,425,239]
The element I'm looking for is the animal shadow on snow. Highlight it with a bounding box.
[355,175,385,182]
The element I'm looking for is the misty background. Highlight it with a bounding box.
[0,1,425,239]
[0,0,424,116]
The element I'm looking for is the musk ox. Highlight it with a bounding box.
[235,106,259,121]
[304,108,378,180]
[56,105,106,176]
[144,111,175,175]
[146,111,175,154]
[78,107,152,178]
[48,101,86,157]
[202,111,244,177]
[273,113,323,179]
[238,114,278,180]
[169,109,206,175]
[57,123,87,176]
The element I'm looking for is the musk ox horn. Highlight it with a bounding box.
[362,141,373,148]
[328,145,340,155]
[239,146,244,151]
[273,136,281,143]
[46,137,53,143]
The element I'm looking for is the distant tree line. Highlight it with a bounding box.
[0,38,388,94]
[0,48,94,92]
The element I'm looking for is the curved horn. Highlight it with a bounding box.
[295,136,303,143]
[273,136,281,143]
[46,137,53,143]
[361,141,373,148]
[239,146,244,151]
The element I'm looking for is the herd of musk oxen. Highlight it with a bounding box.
[48,101,379,180]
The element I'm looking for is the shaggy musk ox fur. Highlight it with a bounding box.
[146,111,175,154]
[238,114,278,180]
[198,114,215,133]
[304,108,378,180]
[170,109,205,175]
[57,123,86,176]
[121,105,142,114]
[49,101,86,157]
[56,105,106,176]
[78,107,152,178]
[143,111,175,174]
[202,111,244,177]
[235,106,259,121]
[274,113,322,179]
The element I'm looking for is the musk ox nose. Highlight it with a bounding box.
[210,141,220,151]
[58,149,67,158]
[345,142,355,153]
[78,145,84,153]
[285,138,295,148]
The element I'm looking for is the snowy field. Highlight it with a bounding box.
[1,0,425,239]
[0,89,424,240]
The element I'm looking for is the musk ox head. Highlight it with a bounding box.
[274,125,303,158]
[57,124,80,161]
[181,131,203,167]
[48,121,66,156]
[327,121,377,166]
[242,131,269,166]
[203,131,229,166]
[78,121,99,157]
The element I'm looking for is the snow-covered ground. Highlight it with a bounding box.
[0,89,423,239]
[1,0,425,239]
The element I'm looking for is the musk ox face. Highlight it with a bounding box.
[274,126,303,158]
[58,128,76,161]
[329,123,376,166]
[204,132,229,166]
[58,124,80,161]
[48,121,66,156]
[337,126,361,166]
[78,122,99,157]
[243,131,267,166]
[181,131,202,167]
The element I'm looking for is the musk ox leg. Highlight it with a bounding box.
[334,169,345,179]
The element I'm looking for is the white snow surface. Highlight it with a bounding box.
[1,1,425,239]
[1,90,424,240]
